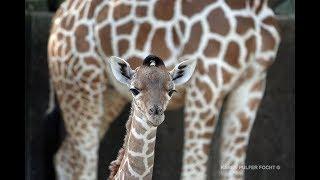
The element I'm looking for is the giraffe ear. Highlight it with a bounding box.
[109,56,134,85]
[170,59,197,86]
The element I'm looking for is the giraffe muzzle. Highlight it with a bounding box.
[147,105,165,126]
[148,105,163,116]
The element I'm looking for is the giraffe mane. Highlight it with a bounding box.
[108,108,133,179]
[108,148,125,179]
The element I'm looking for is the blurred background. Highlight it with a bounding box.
[25,0,295,179]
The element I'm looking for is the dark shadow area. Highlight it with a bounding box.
[44,105,63,180]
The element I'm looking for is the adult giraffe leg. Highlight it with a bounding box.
[53,84,104,180]
[181,71,224,180]
[219,69,267,180]
[48,50,108,180]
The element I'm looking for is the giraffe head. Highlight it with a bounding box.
[109,55,196,127]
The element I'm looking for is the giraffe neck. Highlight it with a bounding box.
[114,102,158,180]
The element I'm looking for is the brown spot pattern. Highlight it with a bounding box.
[204,39,221,57]
[206,117,216,126]
[172,26,180,47]
[244,67,255,80]
[188,131,194,138]
[127,154,145,175]
[97,5,109,23]
[261,27,276,51]
[75,25,89,52]
[118,39,129,56]
[200,110,210,119]
[154,0,174,21]
[195,100,202,108]
[197,59,205,75]
[65,36,72,56]
[186,156,195,164]
[182,0,217,17]
[151,28,171,59]
[99,24,113,56]
[136,6,147,17]
[225,41,240,68]
[133,120,147,135]
[182,22,203,55]
[146,142,155,155]
[235,137,245,143]
[136,23,152,50]
[208,65,218,86]
[236,147,245,157]
[207,8,230,36]
[113,4,131,20]
[238,112,249,132]
[198,132,212,139]
[245,36,256,62]
[236,17,255,35]
[84,57,99,67]
[127,56,143,70]
[88,0,102,19]
[263,16,281,33]
[222,68,233,84]
[248,98,261,110]
[225,0,246,9]
[203,144,211,154]
[61,15,75,30]
[117,21,134,35]
[194,122,201,129]
[251,80,264,92]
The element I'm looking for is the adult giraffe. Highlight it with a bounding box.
[47,0,280,179]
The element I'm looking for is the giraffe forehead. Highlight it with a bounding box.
[133,66,171,88]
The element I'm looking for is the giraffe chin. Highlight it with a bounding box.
[146,115,165,127]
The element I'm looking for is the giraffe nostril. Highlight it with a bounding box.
[149,106,163,115]
[149,108,154,115]
[154,108,159,115]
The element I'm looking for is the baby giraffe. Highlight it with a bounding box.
[107,55,196,180]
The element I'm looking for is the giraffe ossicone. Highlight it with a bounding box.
[108,55,196,179]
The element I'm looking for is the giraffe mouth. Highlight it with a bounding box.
[146,114,165,127]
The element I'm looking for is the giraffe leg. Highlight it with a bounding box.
[54,88,128,180]
[49,49,107,179]
[54,133,100,180]
[219,71,267,180]
[181,72,224,180]
[53,87,103,180]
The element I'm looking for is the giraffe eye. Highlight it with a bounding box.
[130,88,140,96]
[168,89,177,97]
